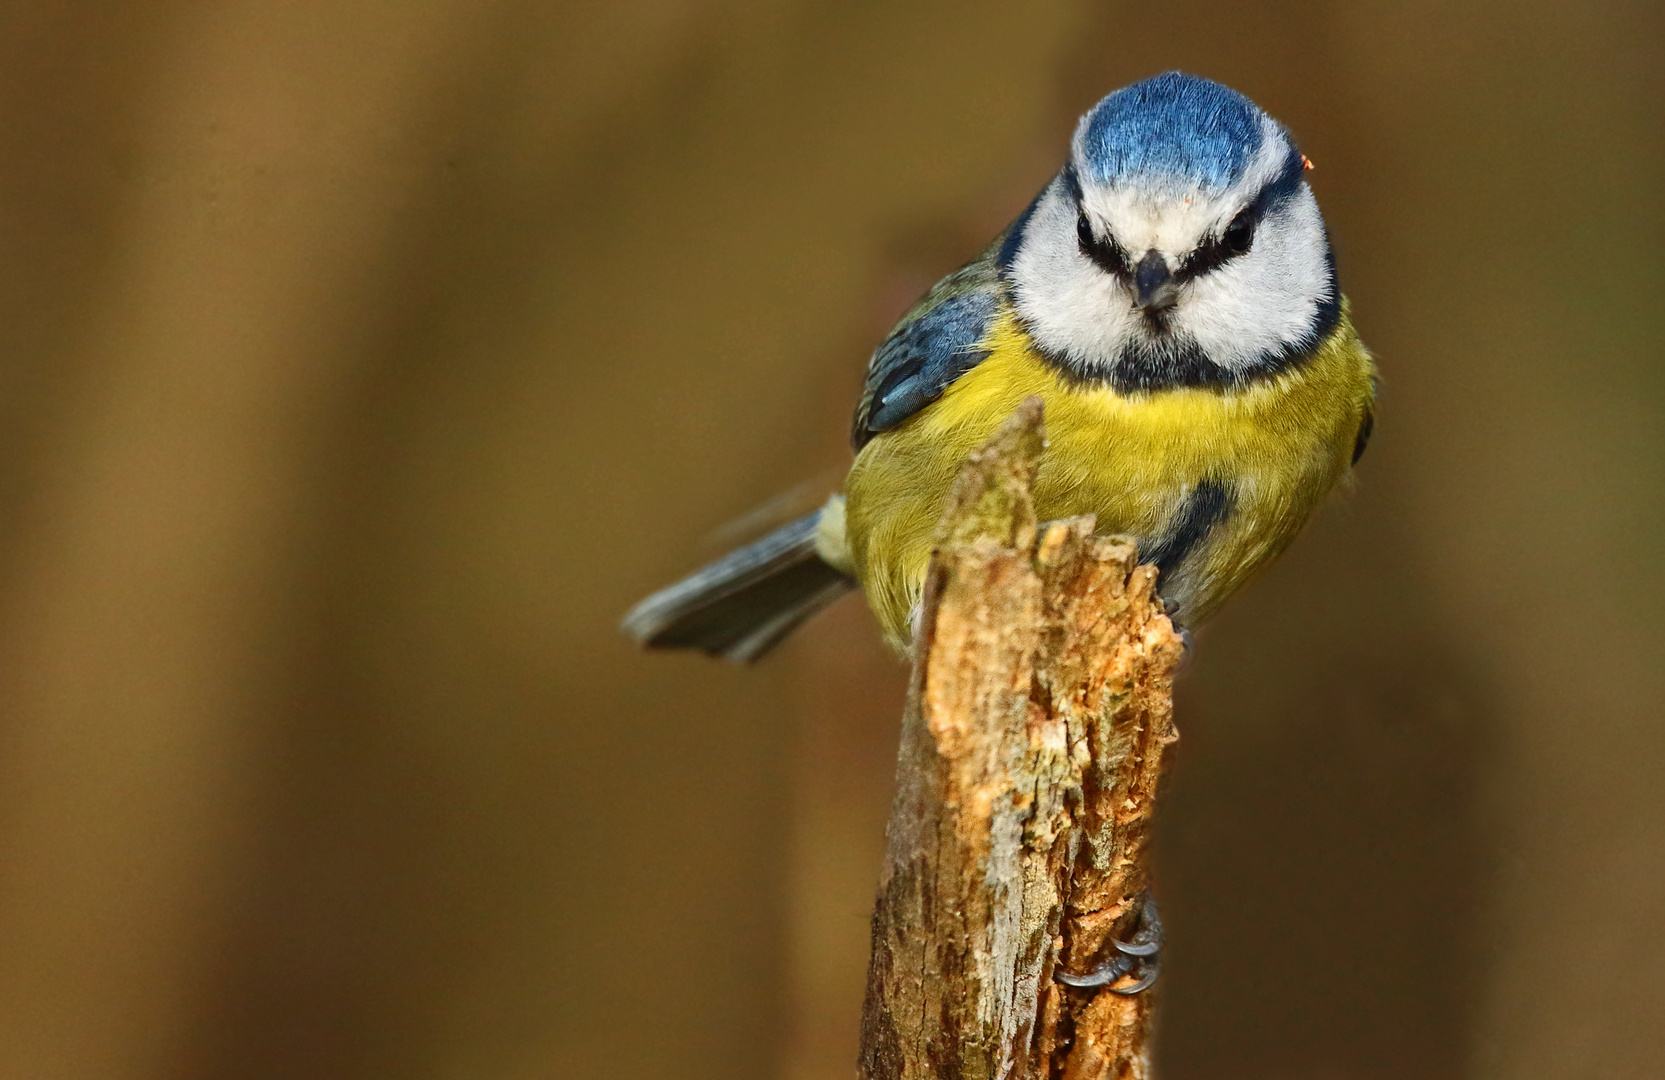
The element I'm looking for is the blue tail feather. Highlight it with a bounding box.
[622,511,855,662]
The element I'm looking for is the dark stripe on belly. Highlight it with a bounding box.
[1141,479,1235,576]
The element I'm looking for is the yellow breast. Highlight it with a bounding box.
[840,304,1376,651]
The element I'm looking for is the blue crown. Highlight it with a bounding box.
[1078,72,1266,190]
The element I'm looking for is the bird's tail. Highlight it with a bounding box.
[622,508,856,662]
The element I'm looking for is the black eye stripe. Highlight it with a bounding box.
[1177,145,1306,282]
[1178,208,1257,281]
[1076,212,1132,276]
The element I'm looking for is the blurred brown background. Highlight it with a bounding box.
[0,1,1659,1077]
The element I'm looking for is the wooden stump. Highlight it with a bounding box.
[858,398,1184,1080]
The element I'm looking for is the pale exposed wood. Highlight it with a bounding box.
[859,398,1184,1080]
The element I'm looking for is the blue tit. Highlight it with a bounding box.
[625,72,1376,661]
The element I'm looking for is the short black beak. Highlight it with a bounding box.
[1133,249,1177,313]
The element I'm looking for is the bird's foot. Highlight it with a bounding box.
[1155,595,1193,654]
[1054,891,1164,995]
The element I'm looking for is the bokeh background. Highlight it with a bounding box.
[0,2,1659,1077]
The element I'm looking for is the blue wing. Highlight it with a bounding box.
[851,241,1006,450]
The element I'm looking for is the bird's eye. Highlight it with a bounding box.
[1223,210,1255,255]
[1076,213,1096,250]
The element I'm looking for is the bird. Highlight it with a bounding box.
[623,71,1376,663]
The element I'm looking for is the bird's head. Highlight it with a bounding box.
[1004,72,1339,392]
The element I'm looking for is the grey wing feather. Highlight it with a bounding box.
[851,238,1008,450]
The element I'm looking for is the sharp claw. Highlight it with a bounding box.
[1108,957,1161,996]
[1112,895,1164,956]
[1113,936,1161,957]
[1054,953,1133,988]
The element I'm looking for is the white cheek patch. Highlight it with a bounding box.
[1172,189,1332,372]
[1010,181,1145,367]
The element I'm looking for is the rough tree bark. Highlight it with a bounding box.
[858,398,1184,1080]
